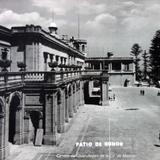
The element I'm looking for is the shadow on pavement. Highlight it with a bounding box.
[154,144,160,147]
[125,108,139,111]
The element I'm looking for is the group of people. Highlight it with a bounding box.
[109,93,116,101]
[140,90,145,95]
[140,90,160,96]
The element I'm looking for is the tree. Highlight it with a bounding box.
[149,30,160,85]
[130,43,142,81]
[142,50,149,81]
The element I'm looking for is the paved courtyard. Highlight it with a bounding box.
[8,87,160,160]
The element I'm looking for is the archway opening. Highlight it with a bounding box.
[29,111,41,144]
[9,94,21,144]
[84,81,100,105]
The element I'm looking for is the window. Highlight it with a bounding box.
[112,62,121,71]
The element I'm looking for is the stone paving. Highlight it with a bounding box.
[7,87,160,160]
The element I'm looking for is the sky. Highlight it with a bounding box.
[0,0,160,57]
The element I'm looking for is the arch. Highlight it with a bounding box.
[66,83,74,118]
[0,97,5,118]
[9,91,22,111]
[72,82,76,93]
[29,110,42,144]
[65,87,68,98]
[29,110,42,129]
[76,80,80,91]
[57,89,62,105]
[8,91,22,144]
[67,84,72,96]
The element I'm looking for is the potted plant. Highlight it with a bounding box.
[0,59,12,71]
[58,64,66,68]
[48,61,58,71]
[0,48,12,71]
[17,62,26,71]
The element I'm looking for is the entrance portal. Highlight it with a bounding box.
[29,111,41,144]
[8,93,21,144]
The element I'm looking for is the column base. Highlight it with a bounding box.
[14,132,24,145]
[65,117,69,123]
[101,100,109,106]
[73,106,77,113]
[57,124,65,133]
[0,144,9,160]
[43,133,57,145]
[69,112,73,118]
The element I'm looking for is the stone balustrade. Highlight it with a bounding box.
[0,70,84,90]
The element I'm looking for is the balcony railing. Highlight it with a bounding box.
[0,70,83,89]
[0,69,114,91]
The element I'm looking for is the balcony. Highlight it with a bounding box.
[0,70,83,92]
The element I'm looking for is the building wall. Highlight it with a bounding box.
[11,45,24,72]
[40,44,68,71]
[109,73,135,86]
[11,40,85,72]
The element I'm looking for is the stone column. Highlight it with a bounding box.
[23,111,30,144]
[80,81,84,106]
[65,91,69,123]
[0,118,4,160]
[92,63,95,70]
[68,88,73,118]
[78,86,81,106]
[76,88,80,109]
[4,96,9,160]
[57,90,65,133]
[43,93,57,145]
[121,62,124,72]
[100,72,109,106]
[73,85,77,113]
[0,98,5,160]
[14,108,24,145]
[100,62,102,70]
[109,63,112,72]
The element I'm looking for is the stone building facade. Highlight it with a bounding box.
[0,23,135,160]
[85,56,135,87]
[0,24,86,160]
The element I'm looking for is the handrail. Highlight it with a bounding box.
[0,69,115,89]
[0,70,83,88]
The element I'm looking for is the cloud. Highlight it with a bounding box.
[32,0,77,15]
[122,1,139,7]
[0,10,45,27]
[32,0,106,16]
[0,10,67,28]
[121,3,160,31]
[84,13,117,56]
[145,4,160,15]
[86,13,117,31]
[78,1,106,15]
[121,16,148,31]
